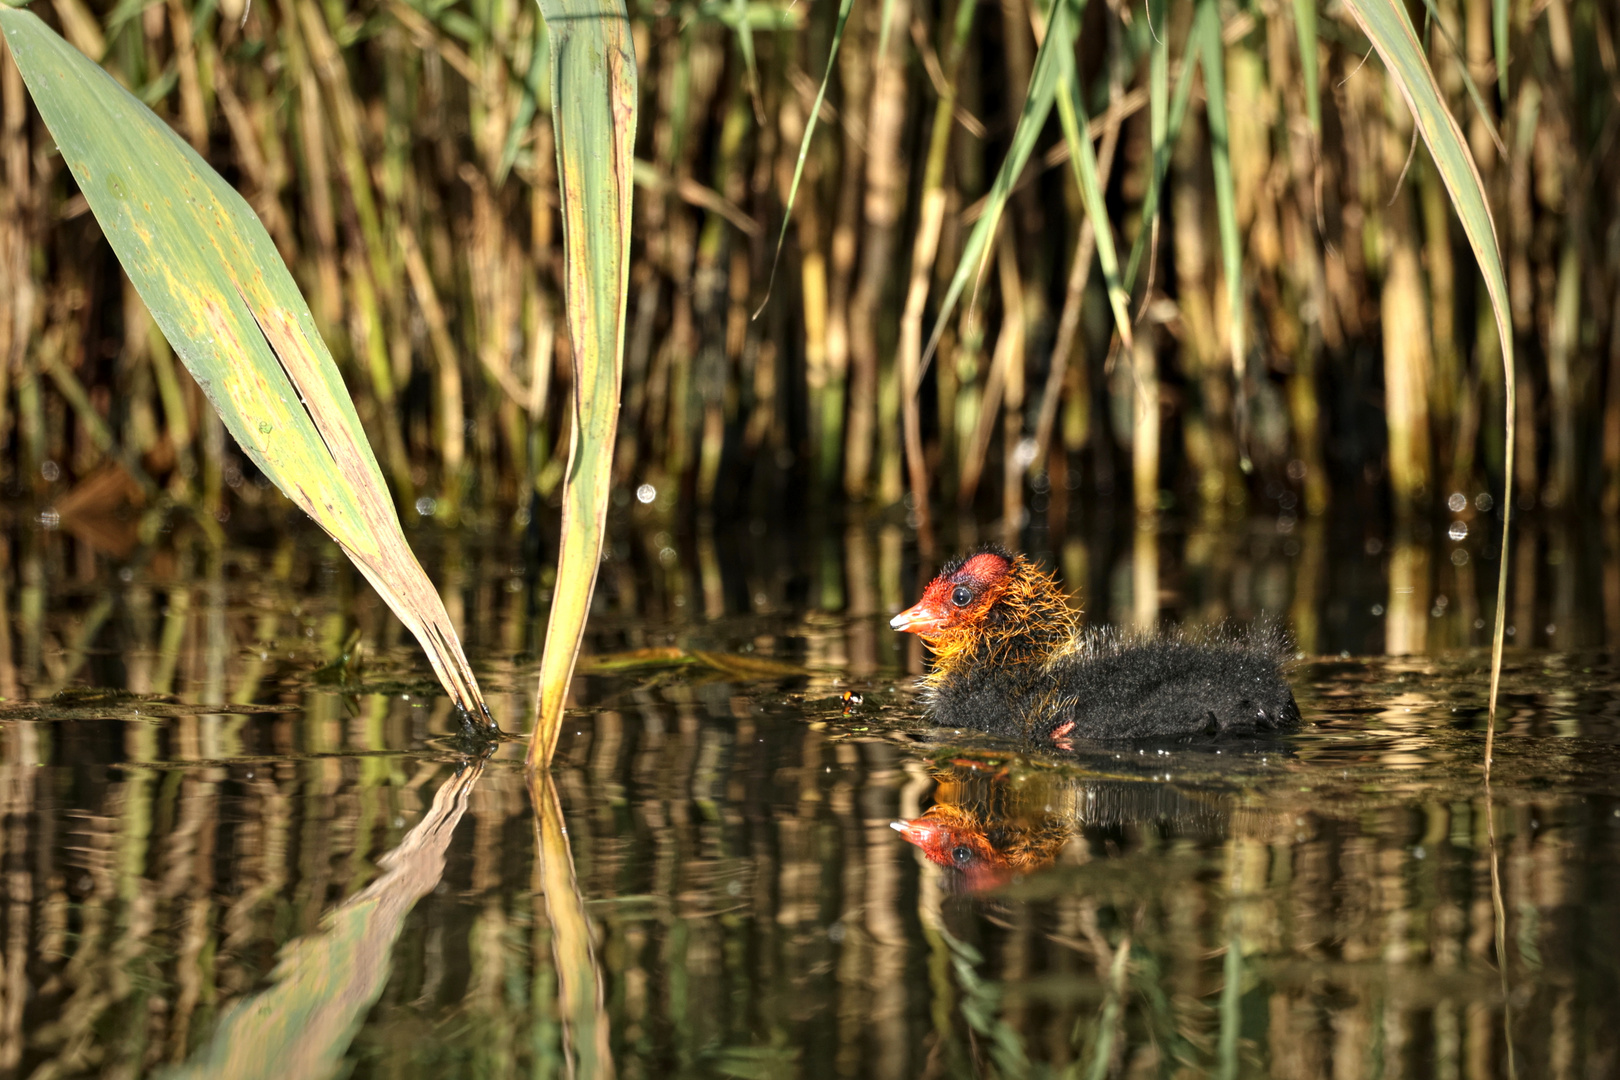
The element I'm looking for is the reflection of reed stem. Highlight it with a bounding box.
[530,771,615,1080]
[1484,772,1518,1080]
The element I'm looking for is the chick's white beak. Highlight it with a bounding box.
[889,598,947,633]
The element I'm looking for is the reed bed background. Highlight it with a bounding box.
[0,0,1617,531]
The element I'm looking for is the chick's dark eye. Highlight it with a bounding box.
[950,585,973,607]
[951,846,975,865]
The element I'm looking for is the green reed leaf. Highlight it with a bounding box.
[1123,3,1197,293]
[0,7,494,730]
[1052,0,1131,352]
[1338,0,1515,716]
[526,0,638,770]
[731,0,763,124]
[753,0,854,317]
[921,0,1065,375]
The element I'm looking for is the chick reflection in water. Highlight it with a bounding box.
[893,761,1229,892]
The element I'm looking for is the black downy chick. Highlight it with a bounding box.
[890,548,1301,745]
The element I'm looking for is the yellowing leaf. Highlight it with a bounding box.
[1340,0,1515,717]
[0,8,493,731]
[526,0,638,768]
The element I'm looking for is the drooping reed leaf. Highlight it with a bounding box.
[525,0,638,770]
[0,7,495,731]
[1194,0,1247,469]
[1338,0,1515,716]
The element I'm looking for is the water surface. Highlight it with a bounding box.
[4,507,1618,1078]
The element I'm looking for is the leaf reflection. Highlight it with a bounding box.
[160,757,485,1080]
[529,770,614,1080]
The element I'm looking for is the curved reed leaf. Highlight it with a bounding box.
[526,0,638,770]
[0,7,495,731]
[1339,0,1515,716]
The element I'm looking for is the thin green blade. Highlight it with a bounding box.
[1123,9,1198,292]
[1340,0,1515,717]
[526,0,638,769]
[1051,0,1131,351]
[0,7,492,729]
[754,0,855,316]
[921,0,1065,374]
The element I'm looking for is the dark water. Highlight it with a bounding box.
[5,505,1620,1079]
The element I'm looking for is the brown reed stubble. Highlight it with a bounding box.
[0,0,1617,532]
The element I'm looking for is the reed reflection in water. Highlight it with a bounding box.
[1,505,1619,1077]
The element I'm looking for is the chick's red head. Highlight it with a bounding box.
[889,550,1012,639]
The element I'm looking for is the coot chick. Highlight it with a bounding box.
[890,547,1300,746]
